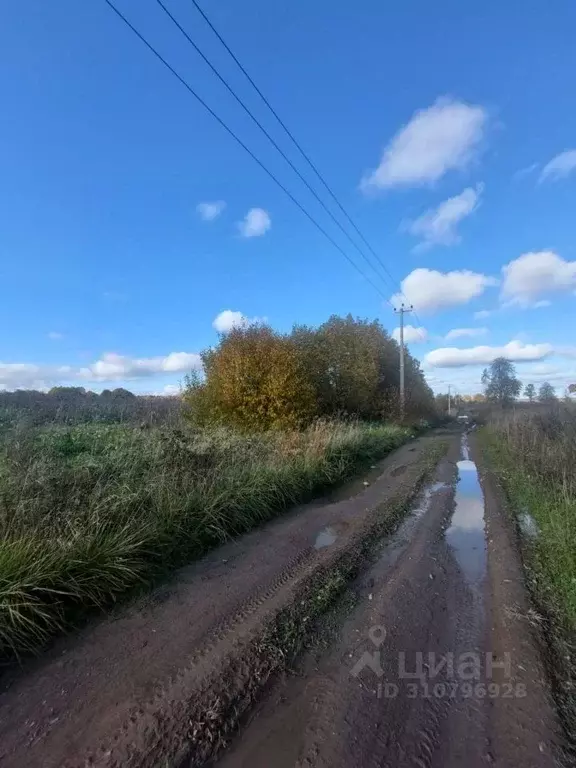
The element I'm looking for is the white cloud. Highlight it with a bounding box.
[238,208,271,238]
[501,250,576,307]
[392,325,428,344]
[361,97,487,191]
[161,384,181,396]
[406,184,483,250]
[48,331,63,340]
[212,309,266,333]
[196,200,226,221]
[524,363,561,377]
[518,363,576,396]
[80,352,202,380]
[445,327,488,340]
[0,363,71,391]
[391,268,498,314]
[213,310,247,333]
[473,309,492,319]
[513,162,539,180]
[423,360,576,396]
[540,150,576,182]
[425,340,554,368]
[0,351,201,391]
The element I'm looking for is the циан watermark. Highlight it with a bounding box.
[350,624,526,700]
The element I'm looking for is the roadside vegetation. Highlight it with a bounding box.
[480,392,576,744]
[184,314,434,429]
[482,406,576,627]
[0,420,412,659]
[0,314,436,660]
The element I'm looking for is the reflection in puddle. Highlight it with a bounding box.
[412,481,449,519]
[446,435,487,583]
[376,478,449,568]
[314,527,338,549]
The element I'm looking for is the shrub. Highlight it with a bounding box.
[184,315,436,429]
[185,325,317,431]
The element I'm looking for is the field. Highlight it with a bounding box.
[0,418,412,659]
[481,405,576,740]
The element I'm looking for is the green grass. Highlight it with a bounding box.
[0,420,412,659]
[482,434,576,627]
[480,407,576,749]
[480,409,576,630]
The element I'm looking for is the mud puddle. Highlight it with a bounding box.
[373,476,450,572]
[445,433,487,584]
[314,527,338,549]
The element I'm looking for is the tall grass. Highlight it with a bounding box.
[481,405,576,745]
[0,420,411,659]
[483,406,576,628]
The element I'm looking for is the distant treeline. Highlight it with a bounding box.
[0,387,180,428]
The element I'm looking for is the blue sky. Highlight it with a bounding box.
[1,0,576,396]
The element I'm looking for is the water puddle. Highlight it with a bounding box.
[314,527,338,549]
[445,434,487,583]
[412,481,449,520]
[373,476,450,574]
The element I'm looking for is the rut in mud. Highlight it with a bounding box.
[0,434,441,768]
[0,431,562,768]
[217,432,561,768]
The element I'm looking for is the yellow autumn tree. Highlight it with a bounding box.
[184,324,317,431]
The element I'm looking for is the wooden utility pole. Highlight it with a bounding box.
[448,384,451,416]
[394,303,413,420]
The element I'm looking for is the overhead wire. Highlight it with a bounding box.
[102,0,389,300]
[186,0,423,321]
[154,0,395,297]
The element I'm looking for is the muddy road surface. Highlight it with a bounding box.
[217,433,561,768]
[0,431,562,767]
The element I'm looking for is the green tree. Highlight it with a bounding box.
[481,357,521,407]
[538,381,557,403]
[293,316,387,418]
[293,315,434,421]
[524,383,536,402]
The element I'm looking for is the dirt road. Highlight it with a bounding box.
[0,430,562,767]
[217,431,561,768]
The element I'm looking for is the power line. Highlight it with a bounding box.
[188,0,420,317]
[154,0,395,297]
[102,0,388,300]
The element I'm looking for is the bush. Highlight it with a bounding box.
[185,325,316,431]
[184,315,436,429]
